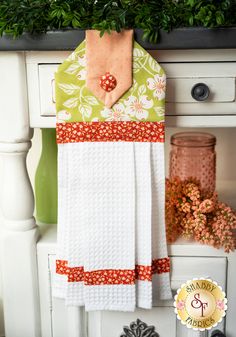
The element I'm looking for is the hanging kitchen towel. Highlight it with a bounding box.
[53,30,172,311]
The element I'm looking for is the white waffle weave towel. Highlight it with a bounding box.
[53,141,172,311]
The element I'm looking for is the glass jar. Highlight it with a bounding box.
[169,132,216,197]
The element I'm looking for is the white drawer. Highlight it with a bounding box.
[166,77,235,103]
[27,61,236,127]
[164,62,236,115]
[170,256,226,290]
[38,64,57,116]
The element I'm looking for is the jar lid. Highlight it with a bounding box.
[171,132,216,147]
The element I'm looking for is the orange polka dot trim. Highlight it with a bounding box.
[56,259,69,275]
[68,266,84,282]
[135,265,152,282]
[84,269,135,285]
[56,121,164,143]
[152,257,171,275]
[56,257,170,284]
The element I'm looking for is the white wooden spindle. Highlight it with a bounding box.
[0,142,35,231]
[0,52,40,337]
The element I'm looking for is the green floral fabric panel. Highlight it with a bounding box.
[55,41,165,123]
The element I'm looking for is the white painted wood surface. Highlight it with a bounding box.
[38,65,57,117]
[166,77,235,103]
[1,48,236,337]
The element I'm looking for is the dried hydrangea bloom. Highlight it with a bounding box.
[165,177,236,252]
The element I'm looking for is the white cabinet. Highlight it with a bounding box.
[0,50,232,337]
[1,48,235,337]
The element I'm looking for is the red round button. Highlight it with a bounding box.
[99,72,117,92]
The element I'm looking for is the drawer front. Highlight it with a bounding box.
[170,256,226,290]
[166,77,235,103]
[164,62,236,115]
[88,309,176,337]
[38,64,57,116]
[27,61,236,127]
[46,255,226,337]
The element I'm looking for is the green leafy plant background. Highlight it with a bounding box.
[0,0,235,42]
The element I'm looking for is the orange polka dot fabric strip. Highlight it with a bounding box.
[56,121,164,144]
[56,257,170,285]
[84,269,135,286]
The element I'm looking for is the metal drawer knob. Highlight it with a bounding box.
[191,82,210,101]
[211,330,226,337]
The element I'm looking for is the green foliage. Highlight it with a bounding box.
[0,0,235,42]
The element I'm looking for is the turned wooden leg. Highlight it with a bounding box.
[0,142,35,231]
[0,52,41,337]
[0,141,41,337]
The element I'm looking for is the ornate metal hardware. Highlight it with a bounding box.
[211,330,226,337]
[120,318,159,337]
[191,82,210,101]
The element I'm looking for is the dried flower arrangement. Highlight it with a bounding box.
[165,177,236,253]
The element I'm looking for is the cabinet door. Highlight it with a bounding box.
[88,309,176,337]
[51,300,208,337]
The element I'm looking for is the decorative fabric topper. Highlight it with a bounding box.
[55,40,165,125]
[53,30,172,312]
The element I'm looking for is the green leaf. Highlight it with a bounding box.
[79,104,92,118]
[189,15,194,26]
[83,95,99,106]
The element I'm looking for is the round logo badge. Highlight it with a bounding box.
[174,278,227,331]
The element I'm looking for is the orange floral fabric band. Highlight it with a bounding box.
[56,257,170,285]
[56,121,164,144]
